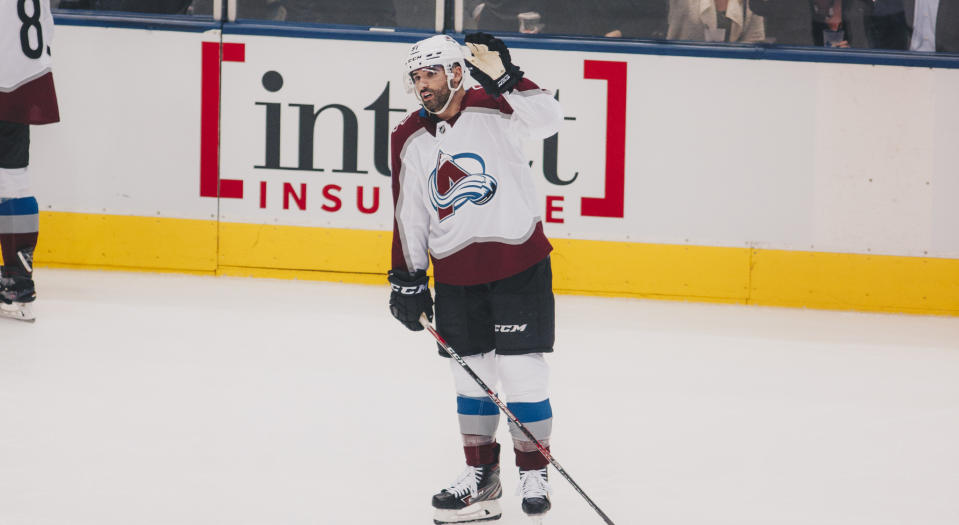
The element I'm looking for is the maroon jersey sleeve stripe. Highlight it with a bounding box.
[459,77,545,115]
[0,72,60,125]
[513,78,542,93]
[461,86,514,114]
[390,112,427,272]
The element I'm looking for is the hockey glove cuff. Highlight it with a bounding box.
[388,269,434,331]
[465,32,524,98]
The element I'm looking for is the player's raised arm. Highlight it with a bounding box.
[463,32,563,140]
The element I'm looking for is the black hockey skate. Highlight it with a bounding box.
[432,461,503,524]
[0,264,36,322]
[518,467,551,521]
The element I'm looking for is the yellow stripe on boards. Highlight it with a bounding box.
[750,249,959,316]
[217,221,391,275]
[25,211,959,316]
[36,211,217,272]
[549,238,751,304]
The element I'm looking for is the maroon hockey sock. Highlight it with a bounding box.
[0,232,37,275]
[515,447,549,470]
[464,441,500,467]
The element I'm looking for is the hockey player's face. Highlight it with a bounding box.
[411,66,451,113]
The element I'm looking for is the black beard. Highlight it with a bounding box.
[422,86,452,113]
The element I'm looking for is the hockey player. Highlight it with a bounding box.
[0,0,59,321]
[388,33,563,523]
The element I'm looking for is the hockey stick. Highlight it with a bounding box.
[419,314,616,525]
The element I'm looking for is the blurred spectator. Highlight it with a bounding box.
[474,0,547,32]
[464,0,483,29]
[841,0,872,47]
[56,0,192,13]
[937,0,959,51]
[277,0,396,26]
[810,0,849,46]
[230,0,286,20]
[197,0,397,25]
[750,0,814,45]
[864,0,911,49]
[392,0,436,30]
[905,0,959,51]
[544,0,669,39]
[667,0,765,43]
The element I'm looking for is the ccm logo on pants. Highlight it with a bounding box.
[494,324,527,333]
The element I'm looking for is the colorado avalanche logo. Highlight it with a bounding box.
[428,151,498,221]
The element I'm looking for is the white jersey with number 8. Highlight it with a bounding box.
[1,0,54,91]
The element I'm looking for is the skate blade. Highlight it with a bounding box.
[0,302,35,323]
[523,507,549,524]
[433,500,502,524]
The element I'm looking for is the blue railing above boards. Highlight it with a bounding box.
[52,10,959,69]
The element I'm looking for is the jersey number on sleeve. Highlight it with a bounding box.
[17,0,45,59]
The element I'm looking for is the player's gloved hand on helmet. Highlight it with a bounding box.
[388,269,434,331]
[464,32,524,98]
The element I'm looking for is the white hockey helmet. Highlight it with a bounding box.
[403,35,467,112]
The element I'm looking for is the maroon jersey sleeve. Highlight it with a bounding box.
[390,112,430,273]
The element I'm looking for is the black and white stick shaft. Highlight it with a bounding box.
[419,314,616,525]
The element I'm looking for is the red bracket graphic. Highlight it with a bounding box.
[581,60,627,219]
[200,42,245,199]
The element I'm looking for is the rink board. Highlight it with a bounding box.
[29,211,959,315]
[23,22,959,316]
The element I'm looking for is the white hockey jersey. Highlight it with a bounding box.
[390,79,563,286]
[0,0,59,124]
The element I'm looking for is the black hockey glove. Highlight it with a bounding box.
[464,32,524,98]
[388,269,434,331]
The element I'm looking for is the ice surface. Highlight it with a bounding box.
[1,269,958,525]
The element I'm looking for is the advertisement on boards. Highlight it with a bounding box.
[215,36,638,241]
[29,24,959,313]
